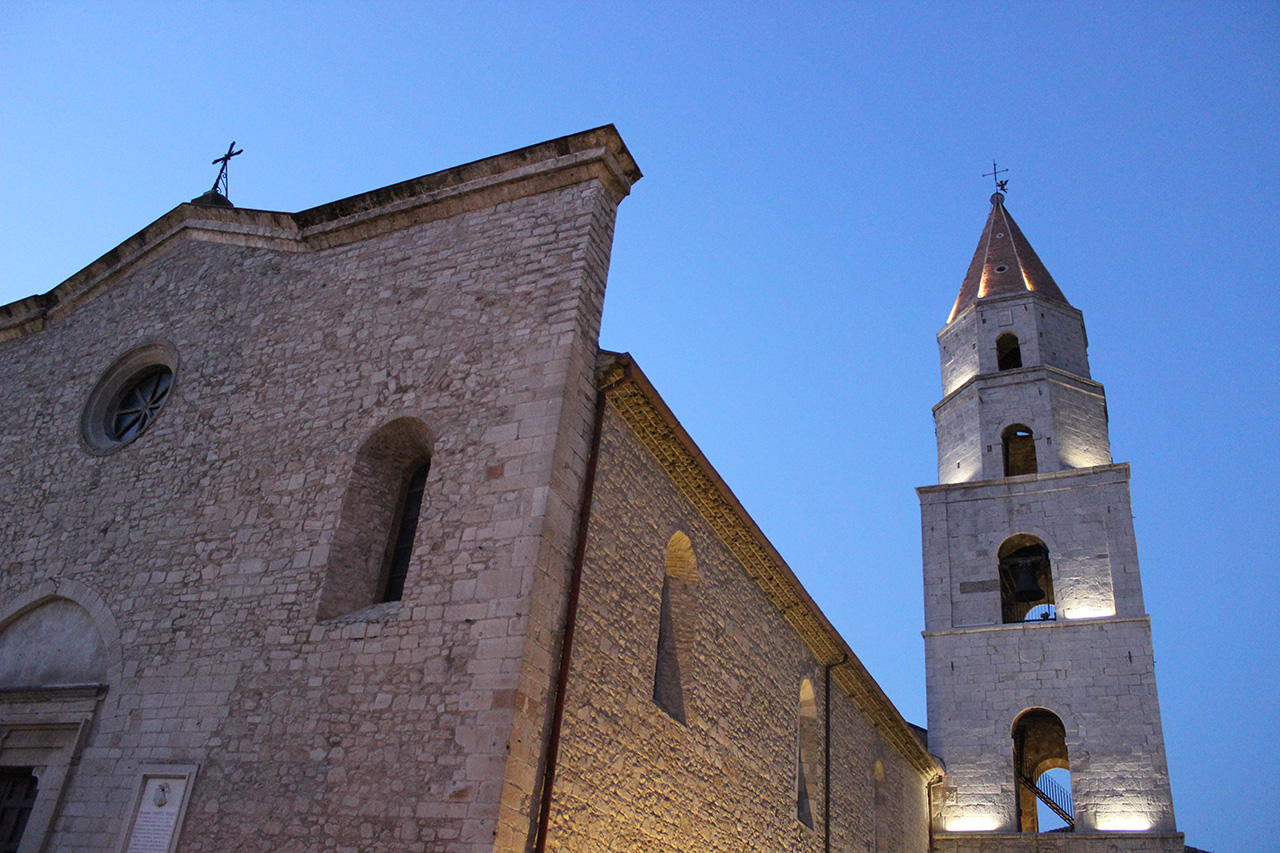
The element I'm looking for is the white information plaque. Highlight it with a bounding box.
[120,765,198,853]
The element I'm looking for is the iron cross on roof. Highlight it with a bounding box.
[984,161,1009,194]
[210,141,243,198]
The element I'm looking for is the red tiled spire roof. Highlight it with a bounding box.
[947,193,1070,323]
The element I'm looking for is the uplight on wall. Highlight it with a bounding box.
[1097,816,1153,831]
[945,815,999,832]
[1062,604,1115,620]
[1060,446,1112,470]
[942,457,983,485]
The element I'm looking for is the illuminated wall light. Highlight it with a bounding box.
[945,815,999,832]
[942,458,982,485]
[1097,816,1153,831]
[942,368,977,397]
[1063,605,1115,620]
[1060,447,1112,469]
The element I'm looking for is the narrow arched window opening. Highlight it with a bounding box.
[796,680,818,829]
[1012,709,1073,833]
[318,417,434,620]
[997,333,1023,370]
[1002,424,1038,477]
[998,535,1056,624]
[873,760,888,852]
[382,461,430,603]
[653,532,697,724]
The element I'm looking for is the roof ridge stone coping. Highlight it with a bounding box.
[0,125,641,343]
[596,350,941,778]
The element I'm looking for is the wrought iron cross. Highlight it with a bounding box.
[211,141,243,197]
[984,161,1009,194]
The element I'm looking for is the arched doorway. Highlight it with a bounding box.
[1012,709,1073,833]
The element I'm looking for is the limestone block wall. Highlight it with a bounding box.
[935,390,983,484]
[1043,376,1112,471]
[934,369,1110,483]
[937,295,1089,400]
[924,618,1176,834]
[545,406,931,853]
[971,296,1090,381]
[939,309,981,397]
[966,371,1057,479]
[919,466,1142,630]
[1030,299,1091,381]
[0,170,623,852]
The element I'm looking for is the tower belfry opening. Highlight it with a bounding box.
[1001,425,1037,477]
[998,535,1055,623]
[996,333,1023,370]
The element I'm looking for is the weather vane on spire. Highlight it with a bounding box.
[983,161,1009,194]
[210,141,243,199]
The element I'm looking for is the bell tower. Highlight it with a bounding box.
[919,193,1182,848]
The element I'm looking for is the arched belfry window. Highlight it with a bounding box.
[1012,709,1074,833]
[997,333,1023,370]
[998,535,1056,623]
[319,418,433,620]
[796,680,818,829]
[653,532,698,723]
[1002,424,1038,477]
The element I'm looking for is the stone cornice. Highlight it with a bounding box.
[917,462,1131,501]
[597,351,940,778]
[922,614,1151,639]
[0,126,641,343]
[0,683,107,705]
[941,288,1085,336]
[932,362,1105,415]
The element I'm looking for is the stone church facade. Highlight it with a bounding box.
[0,127,1181,852]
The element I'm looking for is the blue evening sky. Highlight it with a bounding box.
[2,4,1276,850]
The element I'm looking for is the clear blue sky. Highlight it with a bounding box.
[3,3,1276,850]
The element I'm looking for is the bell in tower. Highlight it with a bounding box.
[1004,545,1047,603]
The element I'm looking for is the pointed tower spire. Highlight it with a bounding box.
[947,193,1069,323]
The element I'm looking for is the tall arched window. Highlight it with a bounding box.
[796,679,818,829]
[997,333,1023,370]
[1002,424,1037,477]
[998,535,1056,623]
[873,760,889,852]
[382,461,431,603]
[0,768,39,849]
[1012,708,1074,833]
[653,532,697,723]
[318,418,433,620]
